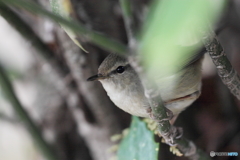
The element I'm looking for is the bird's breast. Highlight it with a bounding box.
[100,80,149,117]
[100,58,202,117]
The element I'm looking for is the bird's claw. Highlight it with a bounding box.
[161,126,183,146]
[165,107,174,121]
[175,127,183,139]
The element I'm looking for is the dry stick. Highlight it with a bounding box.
[202,31,240,100]
[119,1,210,160]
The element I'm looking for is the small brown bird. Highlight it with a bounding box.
[88,53,203,120]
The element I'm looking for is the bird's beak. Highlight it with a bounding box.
[87,74,107,81]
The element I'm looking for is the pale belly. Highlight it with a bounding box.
[100,63,202,117]
[101,81,201,118]
[101,80,149,117]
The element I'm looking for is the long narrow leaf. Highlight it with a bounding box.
[50,0,88,52]
[0,0,127,54]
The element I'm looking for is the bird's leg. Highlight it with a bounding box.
[161,126,184,146]
[175,127,183,139]
[147,105,184,141]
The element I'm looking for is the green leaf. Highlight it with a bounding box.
[117,116,159,160]
[139,0,226,78]
[49,0,88,52]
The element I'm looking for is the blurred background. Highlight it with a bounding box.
[0,0,240,160]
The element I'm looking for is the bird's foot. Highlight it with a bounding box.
[161,126,183,146]
[146,107,174,123]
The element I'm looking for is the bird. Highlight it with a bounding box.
[87,53,203,122]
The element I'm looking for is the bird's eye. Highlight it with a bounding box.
[116,66,125,73]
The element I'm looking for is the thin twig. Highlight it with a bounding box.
[202,30,240,100]
[0,65,58,160]
[0,0,127,54]
[119,0,135,47]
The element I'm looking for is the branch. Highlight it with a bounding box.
[119,2,171,142]
[0,65,58,160]
[128,55,210,160]
[0,0,127,54]
[118,2,169,141]
[0,1,215,159]
[118,1,210,159]
[202,30,240,100]
[119,0,135,46]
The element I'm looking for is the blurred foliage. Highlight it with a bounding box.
[0,64,58,160]
[117,117,159,160]
[0,0,230,159]
[140,0,226,78]
[0,0,127,54]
